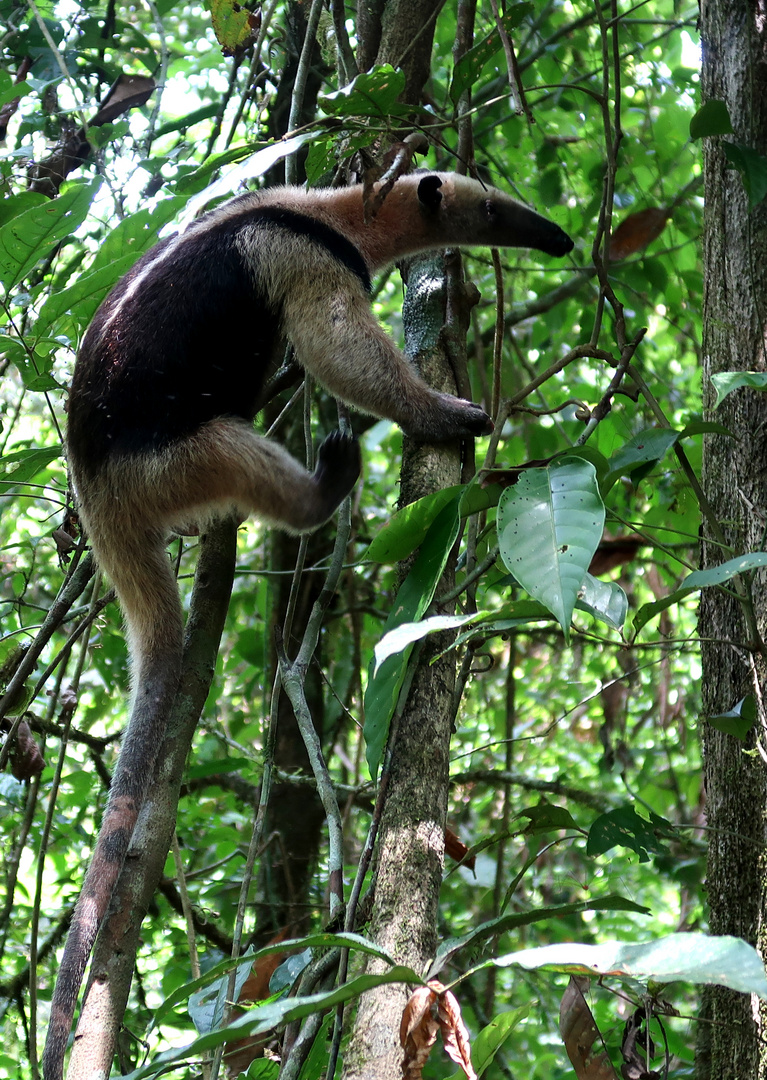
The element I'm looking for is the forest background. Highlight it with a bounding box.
[2,0,767,1077]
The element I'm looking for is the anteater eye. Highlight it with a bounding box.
[485,198,498,220]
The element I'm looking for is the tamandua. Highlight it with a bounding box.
[43,171,573,1079]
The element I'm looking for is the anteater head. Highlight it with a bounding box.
[415,172,574,259]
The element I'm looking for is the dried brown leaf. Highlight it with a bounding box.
[400,985,439,1079]
[445,826,476,871]
[560,976,620,1080]
[9,720,44,780]
[609,208,671,261]
[437,987,477,1080]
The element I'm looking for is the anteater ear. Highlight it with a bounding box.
[417,175,443,210]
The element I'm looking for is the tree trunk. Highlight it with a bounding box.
[698,0,767,1074]
[342,254,467,1079]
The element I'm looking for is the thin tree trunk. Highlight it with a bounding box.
[698,0,767,1075]
[342,253,466,1079]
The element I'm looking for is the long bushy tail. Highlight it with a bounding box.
[43,528,184,1080]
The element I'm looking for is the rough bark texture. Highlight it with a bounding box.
[342,9,461,1073]
[698,1,767,1075]
[374,0,445,107]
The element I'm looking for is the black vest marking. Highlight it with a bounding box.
[67,204,370,471]
[250,206,371,293]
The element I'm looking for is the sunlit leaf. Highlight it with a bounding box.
[493,934,767,999]
[319,65,408,118]
[364,498,462,776]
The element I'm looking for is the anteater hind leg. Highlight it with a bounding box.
[119,418,361,535]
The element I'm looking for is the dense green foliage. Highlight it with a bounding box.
[0,0,735,1076]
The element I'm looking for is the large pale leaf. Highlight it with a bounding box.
[711,370,767,406]
[497,458,605,640]
[633,551,767,634]
[492,933,767,998]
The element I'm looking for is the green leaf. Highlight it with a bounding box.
[604,428,679,491]
[711,370,767,407]
[496,457,606,641]
[471,1005,532,1077]
[587,805,673,862]
[364,498,462,776]
[366,482,498,564]
[36,198,187,336]
[319,66,408,118]
[188,948,255,1033]
[154,103,222,138]
[366,485,466,563]
[707,695,757,741]
[723,142,767,210]
[492,933,767,999]
[205,0,257,55]
[90,197,187,271]
[0,447,60,485]
[450,4,533,103]
[449,605,557,653]
[430,895,650,978]
[0,192,49,229]
[35,256,138,339]
[0,179,101,292]
[689,99,734,139]
[0,71,32,111]
[155,931,397,1020]
[635,552,767,635]
[518,803,580,833]
[576,573,628,632]
[679,419,732,439]
[684,553,767,590]
[305,129,379,185]
[633,552,767,634]
[177,134,315,211]
[1,338,61,391]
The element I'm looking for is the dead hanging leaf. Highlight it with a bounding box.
[620,1008,662,1080]
[609,208,671,261]
[91,74,155,127]
[445,826,476,871]
[437,988,477,1079]
[401,985,440,1078]
[401,981,477,1080]
[4,719,45,780]
[559,976,620,1080]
